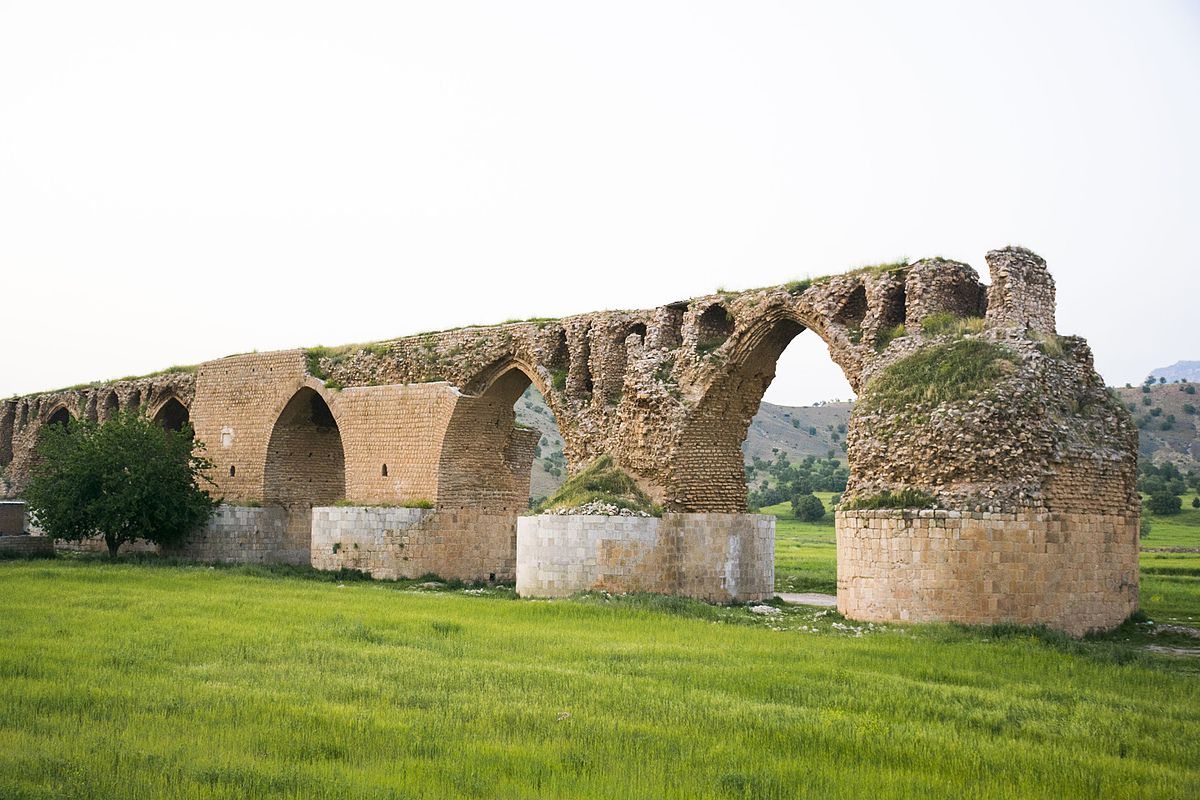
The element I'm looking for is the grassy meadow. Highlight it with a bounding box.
[0,497,1198,799]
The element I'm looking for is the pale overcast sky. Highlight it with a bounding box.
[2,1,1197,405]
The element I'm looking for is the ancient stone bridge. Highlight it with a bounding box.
[0,247,1140,635]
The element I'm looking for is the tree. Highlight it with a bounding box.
[1193,496,1200,509]
[24,412,216,557]
[1146,491,1182,516]
[791,492,826,522]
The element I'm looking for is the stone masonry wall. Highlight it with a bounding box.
[0,535,54,558]
[0,246,1139,633]
[0,501,25,535]
[516,513,775,602]
[312,507,519,581]
[167,505,289,564]
[837,509,1139,636]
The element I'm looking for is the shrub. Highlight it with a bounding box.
[1184,404,1196,415]
[1142,396,1152,406]
[535,455,660,515]
[1147,491,1182,515]
[842,489,936,510]
[1193,497,1200,509]
[876,323,906,350]
[919,313,959,336]
[791,493,826,522]
[1185,385,1196,395]
[24,412,217,557]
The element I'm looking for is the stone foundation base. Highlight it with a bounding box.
[836,509,1139,636]
[52,505,292,562]
[0,534,54,558]
[168,505,292,563]
[311,507,519,581]
[516,513,774,602]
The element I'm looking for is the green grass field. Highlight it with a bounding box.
[1,497,1198,799]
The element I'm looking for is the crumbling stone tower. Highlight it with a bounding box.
[0,247,1138,635]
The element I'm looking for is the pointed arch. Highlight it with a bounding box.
[263,387,345,563]
[437,364,554,510]
[151,396,190,432]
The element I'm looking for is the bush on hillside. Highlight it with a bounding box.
[1146,491,1182,516]
[791,492,826,522]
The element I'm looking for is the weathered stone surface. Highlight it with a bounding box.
[0,535,53,558]
[515,513,775,602]
[836,509,1139,636]
[0,247,1138,634]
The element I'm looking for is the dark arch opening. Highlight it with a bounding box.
[46,407,71,429]
[263,388,345,564]
[697,303,734,352]
[126,390,142,413]
[834,284,868,334]
[0,402,15,467]
[548,329,570,371]
[103,392,119,421]
[605,321,649,404]
[152,397,190,433]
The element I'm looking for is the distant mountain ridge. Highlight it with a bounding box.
[1150,361,1200,383]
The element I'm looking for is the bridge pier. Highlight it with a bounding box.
[514,513,775,602]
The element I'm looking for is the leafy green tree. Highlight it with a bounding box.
[791,492,826,522]
[1193,496,1200,509]
[24,412,216,557]
[1146,491,1182,516]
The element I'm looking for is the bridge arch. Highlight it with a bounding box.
[151,396,190,432]
[437,362,561,510]
[44,405,73,429]
[102,391,120,421]
[263,385,346,563]
[666,307,854,512]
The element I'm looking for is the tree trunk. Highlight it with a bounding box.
[105,533,120,559]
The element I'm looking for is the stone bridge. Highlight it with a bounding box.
[0,247,1139,635]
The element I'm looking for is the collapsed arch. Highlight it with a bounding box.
[668,313,853,511]
[263,387,345,563]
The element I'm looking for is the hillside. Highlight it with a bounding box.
[1149,361,1200,383]
[1114,381,1200,472]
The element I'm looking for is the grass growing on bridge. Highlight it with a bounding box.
[1,499,1198,799]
